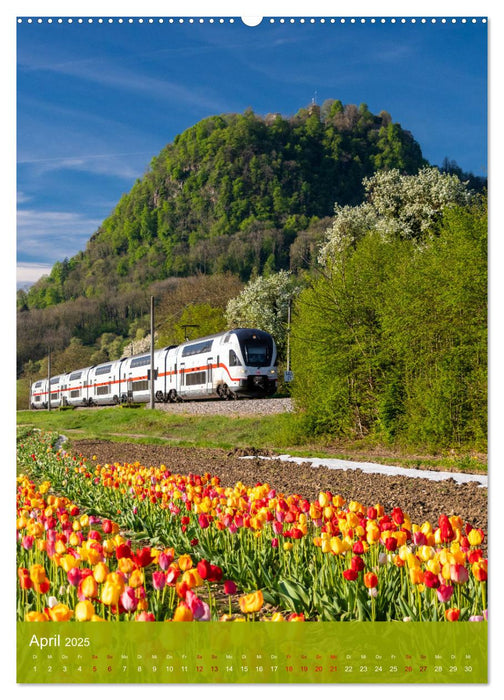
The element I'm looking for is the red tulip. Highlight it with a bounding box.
[353,541,364,554]
[133,547,153,569]
[116,543,132,559]
[197,559,212,580]
[343,569,358,581]
[392,508,404,525]
[224,580,237,595]
[385,537,397,552]
[67,567,82,587]
[424,571,440,589]
[209,564,223,582]
[198,513,209,529]
[351,555,365,572]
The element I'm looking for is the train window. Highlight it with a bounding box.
[35,381,42,388]
[69,371,82,381]
[131,380,149,392]
[34,396,41,402]
[182,339,213,357]
[95,364,112,376]
[50,376,60,384]
[70,390,81,398]
[130,355,150,368]
[229,350,242,367]
[242,341,269,367]
[50,392,58,400]
[185,371,206,386]
[96,386,110,395]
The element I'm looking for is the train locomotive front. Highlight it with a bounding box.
[219,328,277,399]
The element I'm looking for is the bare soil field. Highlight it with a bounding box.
[70,440,488,534]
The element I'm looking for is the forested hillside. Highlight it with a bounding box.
[19,101,426,311]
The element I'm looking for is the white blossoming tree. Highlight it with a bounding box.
[319,167,473,265]
[225,270,302,353]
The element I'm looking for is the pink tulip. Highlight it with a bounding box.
[186,590,205,619]
[413,532,427,546]
[437,584,454,603]
[152,571,166,591]
[120,587,138,612]
[67,567,82,587]
[450,564,469,585]
[135,612,155,621]
[158,551,173,571]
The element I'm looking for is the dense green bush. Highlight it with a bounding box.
[291,172,487,450]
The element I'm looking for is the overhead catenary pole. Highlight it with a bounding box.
[47,348,51,412]
[150,295,155,409]
[286,298,292,373]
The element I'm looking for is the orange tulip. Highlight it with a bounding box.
[178,554,193,572]
[239,590,264,614]
[364,572,378,588]
[173,603,193,621]
[48,603,73,621]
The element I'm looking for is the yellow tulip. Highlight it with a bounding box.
[468,529,484,546]
[93,562,109,583]
[101,579,124,606]
[181,569,203,588]
[74,600,95,622]
[270,612,285,621]
[426,559,441,575]
[81,575,98,599]
[318,492,331,508]
[128,569,144,588]
[60,554,78,572]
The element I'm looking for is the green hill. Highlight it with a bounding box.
[21,101,426,310]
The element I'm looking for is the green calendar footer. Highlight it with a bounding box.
[17,621,487,683]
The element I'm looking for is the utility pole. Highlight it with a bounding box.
[47,348,51,412]
[149,295,155,409]
[286,299,292,373]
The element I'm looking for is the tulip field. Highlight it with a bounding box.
[17,429,488,623]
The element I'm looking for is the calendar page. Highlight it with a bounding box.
[15,6,489,687]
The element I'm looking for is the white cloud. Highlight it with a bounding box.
[17,209,102,263]
[18,151,147,181]
[17,263,53,287]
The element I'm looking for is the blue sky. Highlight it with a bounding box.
[16,15,487,287]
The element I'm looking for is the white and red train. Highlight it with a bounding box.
[29,328,278,409]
